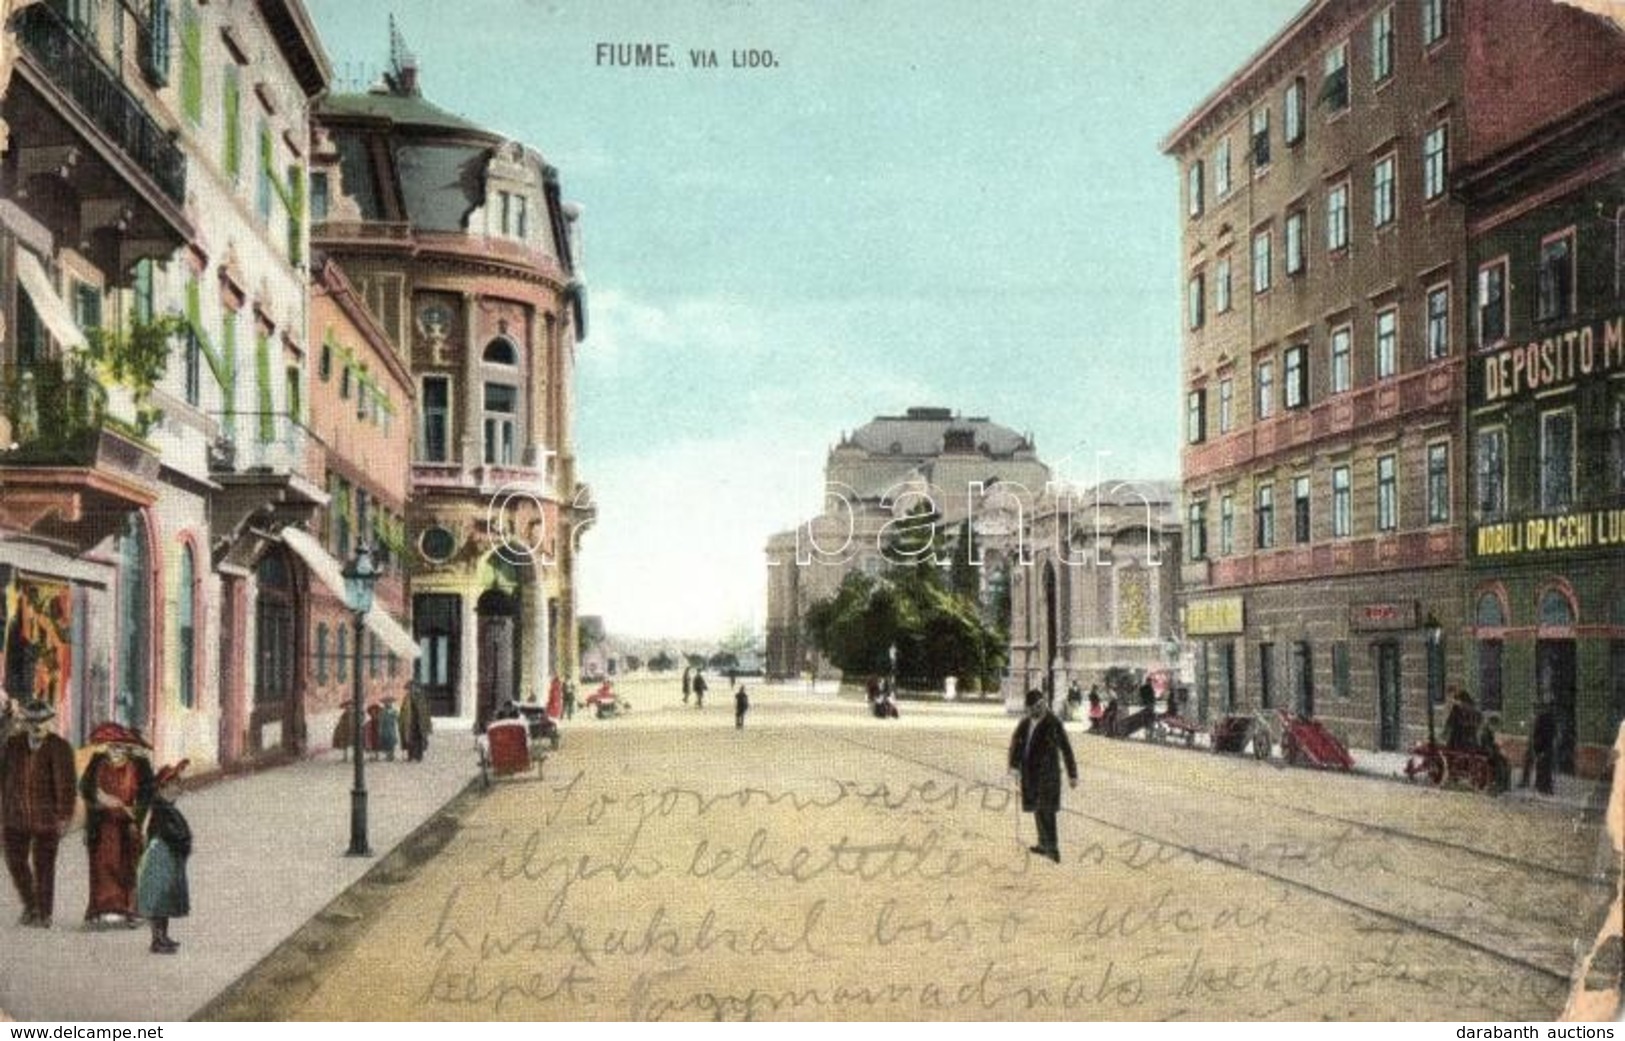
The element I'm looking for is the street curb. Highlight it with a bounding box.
[191,777,483,1022]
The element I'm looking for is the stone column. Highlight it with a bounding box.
[459,591,478,723]
[460,293,480,473]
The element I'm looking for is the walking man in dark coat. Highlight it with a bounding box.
[1522,700,1557,794]
[692,670,708,709]
[1,700,78,926]
[1008,688,1078,863]
[735,685,750,729]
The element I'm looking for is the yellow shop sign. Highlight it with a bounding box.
[1473,508,1625,557]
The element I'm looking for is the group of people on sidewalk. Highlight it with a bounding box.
[1441,686,1559,795]
[0,697,192,954]
[681,667,752,727]
[332,683,434,763]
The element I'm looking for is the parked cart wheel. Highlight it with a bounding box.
[1426,752,1449,786]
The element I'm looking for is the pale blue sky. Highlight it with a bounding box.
[305,0,1307,640]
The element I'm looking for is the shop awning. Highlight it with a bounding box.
[280,527,419,661]
[15,249,87,351]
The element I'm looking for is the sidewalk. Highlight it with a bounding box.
[1,739,477,1022]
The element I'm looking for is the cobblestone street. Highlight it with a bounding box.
[201,680,1616,1022]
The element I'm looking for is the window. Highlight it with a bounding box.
[1330,325,1352,393]
[177,544,195,709]
[1613,395,1625,495]
[1427,442,1450,524]
[1372,7,1394,83]
[1375,308,1397,379]
[1188,272,1205,330]
[1426,284,1450,359]
[1537,231,1575,322]
[1284,78,1305,146]
[1332,465,1352,537]
[316,623,328,685]
[1188,501,1208,561]
[1186,388,1206,445]
[1285,210,1306,275]
[1220,493,1235,555]
[1332,642,1350,699]
[370,633,380,678]
[339,364,351,399]
[142,0,172,86]
[1219,377,1234,433]
[1256,359,1275,420]
[1327,182,1350,251]
[421,376,449,462]
[1293,475,1311,543]
[1540,409,1575,511]
[1284,344,1308,409]
[132,259,154,325]
[1215,256,1232,314]
[72,281,103,336]
[310,171,330,222]
[1252,228,1272,294]
[337,625,348,683]
[334,477,351,560]
[180,3,202,123]
[256,125,274,221]
[1423,125,1448,201]
[1259,643,1276,709]
[64,0,97,42]
[1292,642,1315,716]
[1478,260,1508,347]
[484,382,518,466]
[1214,137,1231,198]
[1188,161,1204,218]
[1423,0,1447,46]
[1476,426,1507,520]
[1322,42,1349,111]
[1256,483,1275,549]
[319,341,331,381]
[1377,454,1398,532]
[223,67,241,182]
[1251,107,1270,169]
[184,322,201,406]
[1373,154,1396,227]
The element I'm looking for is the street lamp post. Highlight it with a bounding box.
[1424,611,1442,747]
[344,543,379,858]
[887,642,897,695]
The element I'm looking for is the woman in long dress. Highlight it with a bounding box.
[79,724,154,927]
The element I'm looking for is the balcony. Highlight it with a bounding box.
[208,413,328,570]
[7,2,191,271]
[0,360,160,550]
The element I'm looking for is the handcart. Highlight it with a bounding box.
[1403,739,1498,792]
[1112,706,1157,739]
[1152,713,1204,748]
[518,703,562,751]
[1209,713,1272,760]
[477,718,546,788]
[1274,709,1354,770]
[585,683,632,719]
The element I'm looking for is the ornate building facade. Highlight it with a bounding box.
[312,41,590,726]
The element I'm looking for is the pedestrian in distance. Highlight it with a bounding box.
[1478,711,1512,795]
[332,703,355,761]
[692,670,707,709]
[400,683,433,763]
[563,681,577,720]
[682,666,692,705]
[1,699,77,927]
[136,760,192,955]
[1522,700,1557,795]
[377,696,400,762]
[735,685,750,729]
[1008,689,1077,863]
[79,723,154,928]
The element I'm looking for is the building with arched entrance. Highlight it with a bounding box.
[1004,481,1183,709]
[311,35,591,726]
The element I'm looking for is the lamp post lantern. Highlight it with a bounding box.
[1423,611,1442,747]
[344,543,379,857]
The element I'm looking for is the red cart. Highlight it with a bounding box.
[1275,709,1354,770]
[477,718,546,787]
[1403,740,1498,791]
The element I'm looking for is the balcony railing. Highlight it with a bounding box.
[0,360,110,464]
[209,412,325,477]
[16,2,186,205]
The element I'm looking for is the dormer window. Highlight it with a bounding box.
[497,191,528,241]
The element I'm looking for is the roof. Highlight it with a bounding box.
[318,91,491,136]
[844,408,1032,459]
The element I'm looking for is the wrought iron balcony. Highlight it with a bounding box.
[15,2,186,205]
[0,359,110,465]
[209,412,325,477]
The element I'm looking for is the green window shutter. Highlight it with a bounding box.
[256,332,272,442]
[180,7,202,124]
[286,165,305,266]
[220,310,236,438]
[223,71,241,180]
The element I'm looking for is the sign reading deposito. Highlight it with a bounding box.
[1185,596,1244,635]
[1479,315,1625,403]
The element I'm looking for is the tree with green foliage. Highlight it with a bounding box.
[648,651,677,673]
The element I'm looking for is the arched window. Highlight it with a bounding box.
[177,543,196,709]
[1475,591,1507,628]
[116,513,151,732]
[1538,586,1576,628]
[483,337,518,366]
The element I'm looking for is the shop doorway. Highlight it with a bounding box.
[1536,639,1578,775]
[413,593,461,717]
[475,588,520,730]
[1375,641,1401,751]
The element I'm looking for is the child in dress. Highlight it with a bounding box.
[136,760,192,954]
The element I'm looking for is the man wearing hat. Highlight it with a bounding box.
[79,722,155,926]
[0,700,77,926]
[1008,688,1078,863]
